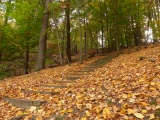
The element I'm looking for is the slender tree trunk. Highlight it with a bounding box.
[99,0,104,53]
[62,8,67,59]
[84,18,87,57]
[76,0,83,64]
[84,0,88,58]
[88,27,99,54]
[36,0,51,71]
[24,42,29,74]
[146,0,151,44]
[115,0,119,52]
[66,0,71,63]
[52,15,63,65]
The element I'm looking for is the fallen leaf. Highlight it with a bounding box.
[81,117,87,120]
[141,109,147,114]
[103,107,111,115]
[149,114,155,120]
[85,110,91,116]
[86,103,92,109]
[127,108,134,115]
[122,94,128,99]
[29,106,37,112]
[133,112,144,119]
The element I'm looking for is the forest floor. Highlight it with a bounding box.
[0,44,160,120]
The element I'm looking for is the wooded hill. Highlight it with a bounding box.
[0,43,159,119]
[0,0,160,79]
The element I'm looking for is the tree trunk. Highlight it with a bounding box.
[66,0,71,63]
[99,0,104,53]
[76,0,83,64]
[52,15,63,65]
[24,42,29,74]
[36,0,51,71]
[84,18,87,57]
[115,0,119,52]
[88,27,99,54]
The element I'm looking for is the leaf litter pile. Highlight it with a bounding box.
[0,44,160,120]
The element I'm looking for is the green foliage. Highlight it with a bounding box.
[0,64,10,80]
[10,0,43,50]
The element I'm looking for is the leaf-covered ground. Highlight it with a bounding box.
[0,44,160,120]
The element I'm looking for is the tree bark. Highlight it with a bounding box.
[84,18,87,57]
[52,15,63,65]
[24,42,29,74]
[76,0,83,64]
[36,0,51,71]
[66,0,71,63]
[99,0,104,53]
[115,0,119,52]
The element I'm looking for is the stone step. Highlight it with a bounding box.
[9,115,27,120]
[89,65,104,68]
[87,66,99,68]
[21,89,59,95]
[84,66,97,68]
[83,67,94,69]
[47,115,68,120]
[43,85,67,88]
[81,69,94,71]
[53,80,75,83]
[77,70,93,73]
[68,73,89,76]
[62,76,80,80]
[4,98,46,109]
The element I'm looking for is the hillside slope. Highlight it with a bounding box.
[0,44,160,119]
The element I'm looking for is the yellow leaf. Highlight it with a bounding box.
[38,109,43,113]
[81,117,87,120]
[127,94,131,98]
[119,109,127,115]
[76,94,82,99]
[36,116,43,120]
[67,108,73,113]
[85,110,91,116]
[122,103,128,108]
[95,106,101,114]
[140,102,149,107]
[149,114,155,120]
[76,103,82,110]
[129,98,135,103]
[141,109,147,114]
[103,107,111,115]
[60,109,66,114]
[57,102,62,106]
[156,106,160,109]
[16,111,23,116]
[127,108,134,115]
[139,78,145,82]
[16,111,28,116]
[133,112,144,119]
[60,100,65,104]
[29,106,37,112]
[122,94,128,99]
[150,82,155,86]
[149,87,156,91]
[86,103,92,109]
[46,110,51,115]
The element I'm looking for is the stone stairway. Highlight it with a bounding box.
[5,53,119,120]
